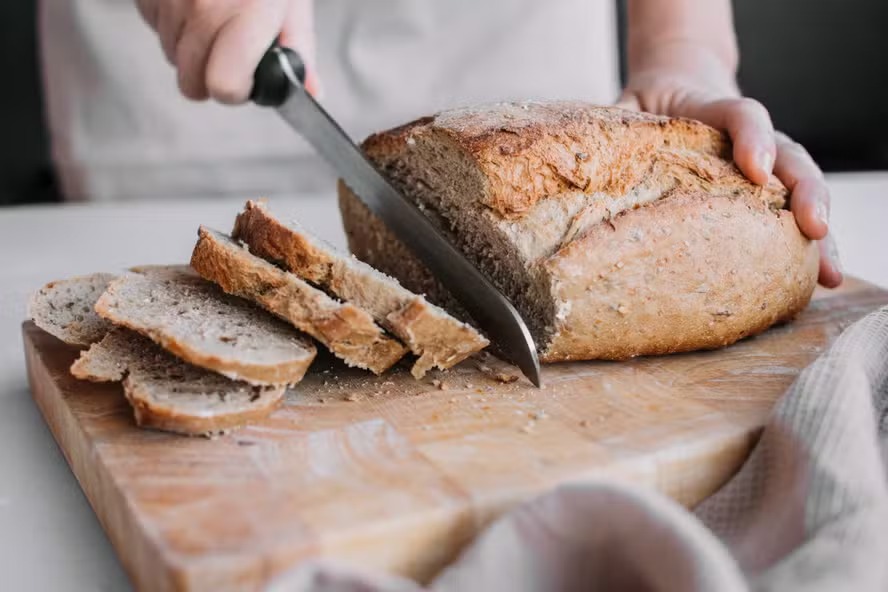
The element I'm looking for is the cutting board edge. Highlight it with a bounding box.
[23,322,183,592]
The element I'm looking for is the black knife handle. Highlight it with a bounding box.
[251,42,306,107]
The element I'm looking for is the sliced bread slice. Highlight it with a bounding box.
[190,227,407,374]
[72,329,285,436]
[231,200,488,378]
[29,273,116,346]
[94,266,316,386]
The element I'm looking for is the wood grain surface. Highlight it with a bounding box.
[23,278,888,591]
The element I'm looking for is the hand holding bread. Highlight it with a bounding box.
[618,1,841,287]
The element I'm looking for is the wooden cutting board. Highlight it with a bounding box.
[23,278,888,592]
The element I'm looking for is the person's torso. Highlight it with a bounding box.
[40,0,619,201]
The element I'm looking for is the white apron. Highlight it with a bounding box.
[39,0,619,201]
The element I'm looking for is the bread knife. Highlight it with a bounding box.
[251,45,541,387]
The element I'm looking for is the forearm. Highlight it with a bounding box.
[625,0,739,91]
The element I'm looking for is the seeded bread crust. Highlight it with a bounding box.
[191,227,406,374]
[29,273,116,346]
[231,201,488,378]
[95,266,316,385]
[339,101,819,361]
[72,329,285,436]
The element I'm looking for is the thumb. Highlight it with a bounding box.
[614,91,641,112]
[279,0,321,98]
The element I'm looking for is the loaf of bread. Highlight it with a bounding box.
[339,101,819,361]
[231,201,488,378]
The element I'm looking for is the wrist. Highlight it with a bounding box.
[626,38,740,98]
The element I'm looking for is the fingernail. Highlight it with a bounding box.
[756,150,775,177]
[815,198,829,229]
[826,235,843,275]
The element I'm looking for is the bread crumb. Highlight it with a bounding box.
[494,371,520,384]
[615,261,624,269]
[345,393,362,402]
[617,305,629,316]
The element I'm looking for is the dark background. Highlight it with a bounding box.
[617,0,888,171]
[0,2,56,206]
[2,0,887,205]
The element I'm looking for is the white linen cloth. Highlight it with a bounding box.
[268,304,888,592]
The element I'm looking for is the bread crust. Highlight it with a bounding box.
[362,102,785,218]
[232,201,488,378]
[191,227,407,374]
[540,191,819,361]
[341,101,819,361]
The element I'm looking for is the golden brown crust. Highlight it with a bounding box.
[191,227,407,374]
[233,200,488,378]
[539,191,819,361]
[362,102,785,219]
[232,200,332,284]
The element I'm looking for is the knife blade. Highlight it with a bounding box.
[251,45,541,387]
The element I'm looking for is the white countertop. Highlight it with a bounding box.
[0,174,886,590]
